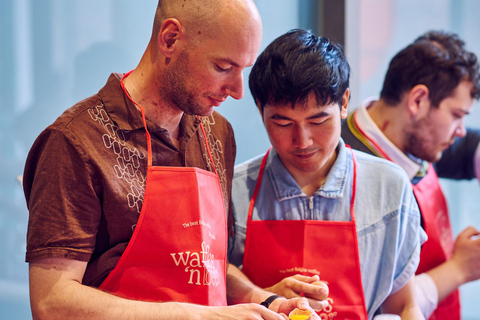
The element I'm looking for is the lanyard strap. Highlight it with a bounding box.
[347,111,392,161]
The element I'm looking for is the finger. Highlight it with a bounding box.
[305,297,329,312]
[291,274,320,283]
[290,297,311,310]
[260,306,290,320]
[302,281,329,301]
[285,278,327,296]
[458,226,480,239]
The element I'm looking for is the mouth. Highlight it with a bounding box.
[291,150,317,160]
[443,140,455,150]
[208,97,226,107]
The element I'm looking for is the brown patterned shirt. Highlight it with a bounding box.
[24,73,236,287]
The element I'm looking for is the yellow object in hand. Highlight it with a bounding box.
[289,315,311,320]
[289,308,312,320]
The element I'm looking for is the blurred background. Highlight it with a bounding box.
[1,0,479,318]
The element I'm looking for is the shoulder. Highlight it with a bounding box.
[233,153,264,181]
[353,149,410,183]
[49,94,105,134]
[352,149,417,222]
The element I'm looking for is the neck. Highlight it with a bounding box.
[366,99,407,152]
[123,52,183,141]
[290,150,337,197]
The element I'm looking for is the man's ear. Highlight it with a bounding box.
[340,88,350,119]
[157,18,186,58]
[406,84,430,119]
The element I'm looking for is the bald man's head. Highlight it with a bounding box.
[152,0,261,47]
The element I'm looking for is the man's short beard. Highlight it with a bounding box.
[403,118,441,163]
[159,50,205,116]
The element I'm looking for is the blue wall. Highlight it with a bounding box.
[1,0,479,318]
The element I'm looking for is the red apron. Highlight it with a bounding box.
[242,147,368,320]
[349,110,461,319]
[413,165,460,320]
[98,71,227,305]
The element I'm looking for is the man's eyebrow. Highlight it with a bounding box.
[306,111,330,119]
[217,58,240,68]
[269,111,330,120]
[270,114,292,120]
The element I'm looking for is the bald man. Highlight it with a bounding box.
[24,1,315,319]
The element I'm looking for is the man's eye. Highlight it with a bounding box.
[274,121,292,127]
[215,64,230,72]
[311,120,326,126]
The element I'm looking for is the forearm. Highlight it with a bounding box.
[396,304,425,320]
[226,263,273,305]
[29,259,207,320]
[380,277,425,320]
[414,273,437,318]
[425,259,464,302]
[31,281,203,320]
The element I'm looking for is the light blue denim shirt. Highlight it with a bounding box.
[229,138,427,318]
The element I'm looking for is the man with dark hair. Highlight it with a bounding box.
[342,30,480,319]
[230,29,426,319]
[23,1,316,319]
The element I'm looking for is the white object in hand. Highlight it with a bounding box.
[373,315,401,320]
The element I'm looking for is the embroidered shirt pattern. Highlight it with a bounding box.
[88,104,146,213]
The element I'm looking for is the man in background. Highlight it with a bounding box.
[342,30,480,319]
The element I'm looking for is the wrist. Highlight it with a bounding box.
[260,294,282,308]
[260,294,287,313]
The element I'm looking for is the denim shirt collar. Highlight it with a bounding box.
[266,138,350,201]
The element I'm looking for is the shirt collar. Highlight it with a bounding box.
[266,139,349,201]
[97,72,200,136]
[355,98,421,180]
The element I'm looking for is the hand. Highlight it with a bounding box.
[449,226,480,284]
[265,275,329,311]
[271,297,322,320]
[206,303,289,320]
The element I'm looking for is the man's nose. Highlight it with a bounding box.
[225,72,244,100]
[455,121,467,138]
[294,126,313,149]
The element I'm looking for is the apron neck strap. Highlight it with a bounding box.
[121,70,152,166]
[247,147,271,221]
[346,145,357,222]
[120,70,217,173]
[247,146,358,222]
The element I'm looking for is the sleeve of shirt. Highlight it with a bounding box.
[434,128,480,180]
[475,142,480,182]
[391,180,427,295]
[415,273,438,318]
[24,128,101,262]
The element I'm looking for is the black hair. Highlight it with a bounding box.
[380,30,480,107]
[249,29,350,113]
